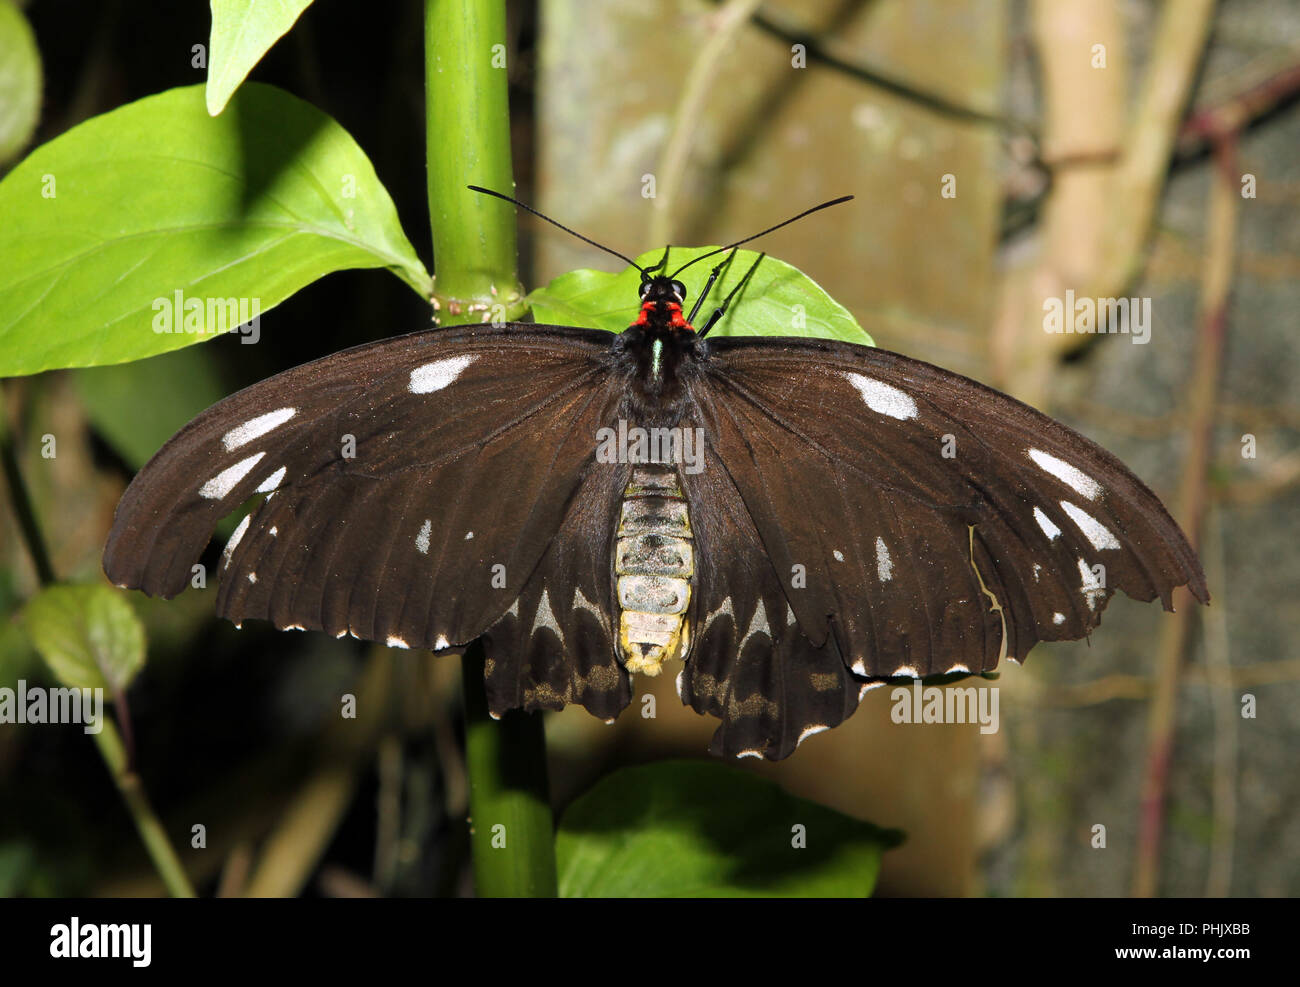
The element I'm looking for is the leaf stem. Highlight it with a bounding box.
[92,718,197,898]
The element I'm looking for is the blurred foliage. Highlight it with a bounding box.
[557,760,902,896]
[0,0,41,165]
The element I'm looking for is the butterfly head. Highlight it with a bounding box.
[634,276,693,332]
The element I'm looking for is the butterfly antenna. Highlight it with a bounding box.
[467,185,646,274]
[669,195,854,279]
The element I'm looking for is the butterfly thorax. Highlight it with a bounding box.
[616,279,704,412]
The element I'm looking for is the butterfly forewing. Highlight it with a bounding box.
[104,324,627,656]
[688,336,1208,683]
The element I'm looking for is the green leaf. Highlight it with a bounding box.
[207,0,315,116]
[75,344,227,469]
[556,760,902,897]
[0,82,431,376]
[526,247,873,345]
[24,584,145,693]
[0,0,42,164]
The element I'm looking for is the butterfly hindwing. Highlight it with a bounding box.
[679,460,863,759]
[482,460,634,721]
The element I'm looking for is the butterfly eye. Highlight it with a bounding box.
[670,280,686,301]
[639,281,652,299]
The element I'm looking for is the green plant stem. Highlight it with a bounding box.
[425,0,525,324]
[92,697,197,897]
[423,0,556,896]
[461,643,558,897]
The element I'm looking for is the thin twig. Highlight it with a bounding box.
[649,0,764,246]
[1132,136,1236,899]
[1203,504,1237,898]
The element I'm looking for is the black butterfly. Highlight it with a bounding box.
[103,190,1208,760]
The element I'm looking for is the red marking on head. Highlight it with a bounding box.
[631,300,695,332]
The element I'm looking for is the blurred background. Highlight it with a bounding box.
[1,0,1298,897]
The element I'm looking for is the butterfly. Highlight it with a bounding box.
[103,189,1208,760]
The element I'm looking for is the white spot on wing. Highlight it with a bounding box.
[386,635,410,649]
[415,519,432,555]
[1032,563,1042,581]
[533,589,562,639]
[675,670,685,699]
[222,407,296,451]
[796,724,828,747]
[702,597,734,633]
[833,549,845,562]
[1052,612,1065,625]
[255,465,287,494]
[875,536,893,582]
[945,663,971,674]
[737,750,765,760]
[247,572,257,583]
[858,681,886,700]
[1033,506,1061,541]
[844,372,918,420]
[269,526,278,537]
[1028,448,1101,500]
[223,514,251,569]
[200,452,265,500]
[464,530,474,540]
[1060,500,1120,550]
[409,355,477,394]
[1078,558,1105,610]
[740,599,770,647]
[434,635,451,651]
[851,658,868,676]
[892,665,920,678]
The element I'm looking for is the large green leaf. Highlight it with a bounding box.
[24,584,145,693]
[526,246,873,344]
[0,0,40,165]
[207,0,316,116]
[556,760,902,897]
[0,82,430,376]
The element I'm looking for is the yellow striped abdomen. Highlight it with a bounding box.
[615,466,694,675]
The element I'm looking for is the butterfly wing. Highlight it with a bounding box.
[687,336,1208,692]
[104,325,628,675]
[678,463,863,759]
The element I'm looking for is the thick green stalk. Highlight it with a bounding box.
[461,644,558,897]
[423,0,556,896]
[425,0,525,324]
